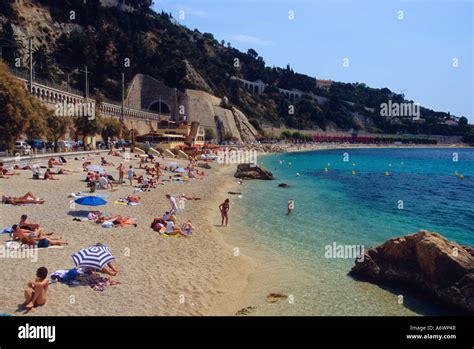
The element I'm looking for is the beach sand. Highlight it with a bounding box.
[0,152,257,316]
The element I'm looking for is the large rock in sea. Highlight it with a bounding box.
[349,230,474,314]
[234,164,274,180]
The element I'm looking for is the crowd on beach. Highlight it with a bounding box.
[0,145,236,314]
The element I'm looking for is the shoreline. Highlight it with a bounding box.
[0,145,471,316]
[210,144,474,316]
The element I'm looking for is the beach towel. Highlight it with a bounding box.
[115,199,141,206]
[5,241,64,250]
[87,277,120,292]
[0,227,13,235]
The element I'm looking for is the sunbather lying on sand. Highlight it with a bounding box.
[21,235,68,248]
[85,262,118,276]
[12,225,43,240]
[101,157,114,166]
[2,192,45,205]
[96,215,136,227]
[23,267,49,312]
[179,193,202,200]
[13,165,31,170]
[126,195,141,203]
[55,168,75,175]
[0,163,20,178]
[163,221,190,238]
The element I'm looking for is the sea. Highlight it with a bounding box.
[232,147,474,315]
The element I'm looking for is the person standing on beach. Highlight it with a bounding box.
[219,199,230,227]
[166,193,178,214]
[117,163,125,182]
[127,165,134,186]
[287,199,294,215]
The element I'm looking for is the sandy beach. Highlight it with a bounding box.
[1,144,472,316]
[0,151,258,316]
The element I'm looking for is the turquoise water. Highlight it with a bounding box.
[235,148,474,315]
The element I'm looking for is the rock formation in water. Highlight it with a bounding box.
[234,164,274,180]
[349,230,474,314]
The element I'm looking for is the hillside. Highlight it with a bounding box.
[0,0,471,139]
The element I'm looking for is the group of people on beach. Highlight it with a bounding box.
[150,193,194,237]
[11,214,69,248]
[0,147,229,314]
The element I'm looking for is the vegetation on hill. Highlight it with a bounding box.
[0,0,470,139]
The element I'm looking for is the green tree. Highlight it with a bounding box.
[204,128,216,141]
[101,117,123,148]
[74,92,103,149]
[47,113,71,152]
[33,44,54,80]
[0,61,49,153]
[458,116,468,126]
[25,98,48,141]
[463,128,474,144]
[0,21,20,66]
[280,130,292,139]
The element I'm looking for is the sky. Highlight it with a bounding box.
[152,0,473,122]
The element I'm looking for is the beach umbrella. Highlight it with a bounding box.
[87,165,105,174]
[71,244,115,270]
[74,196,108,207]
[174,167,186,173]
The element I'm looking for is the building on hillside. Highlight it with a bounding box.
[316,79,333,90]
[99,0,134,11]
[136,120,205,150]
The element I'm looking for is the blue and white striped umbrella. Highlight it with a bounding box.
[71,245,115,270]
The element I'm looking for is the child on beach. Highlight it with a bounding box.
[128,166,134,186]
[23,267,49,312]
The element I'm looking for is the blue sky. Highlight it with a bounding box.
[152,0,473,122]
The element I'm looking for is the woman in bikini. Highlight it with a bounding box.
[2,192,45,205]
[219,199,230,227]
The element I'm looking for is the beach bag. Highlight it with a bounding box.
[102,221,114,228]
[61,268,78,282]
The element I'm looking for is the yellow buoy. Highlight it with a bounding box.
[352,170,356,175]
[459,175,464,180]
[385,171,389,176]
